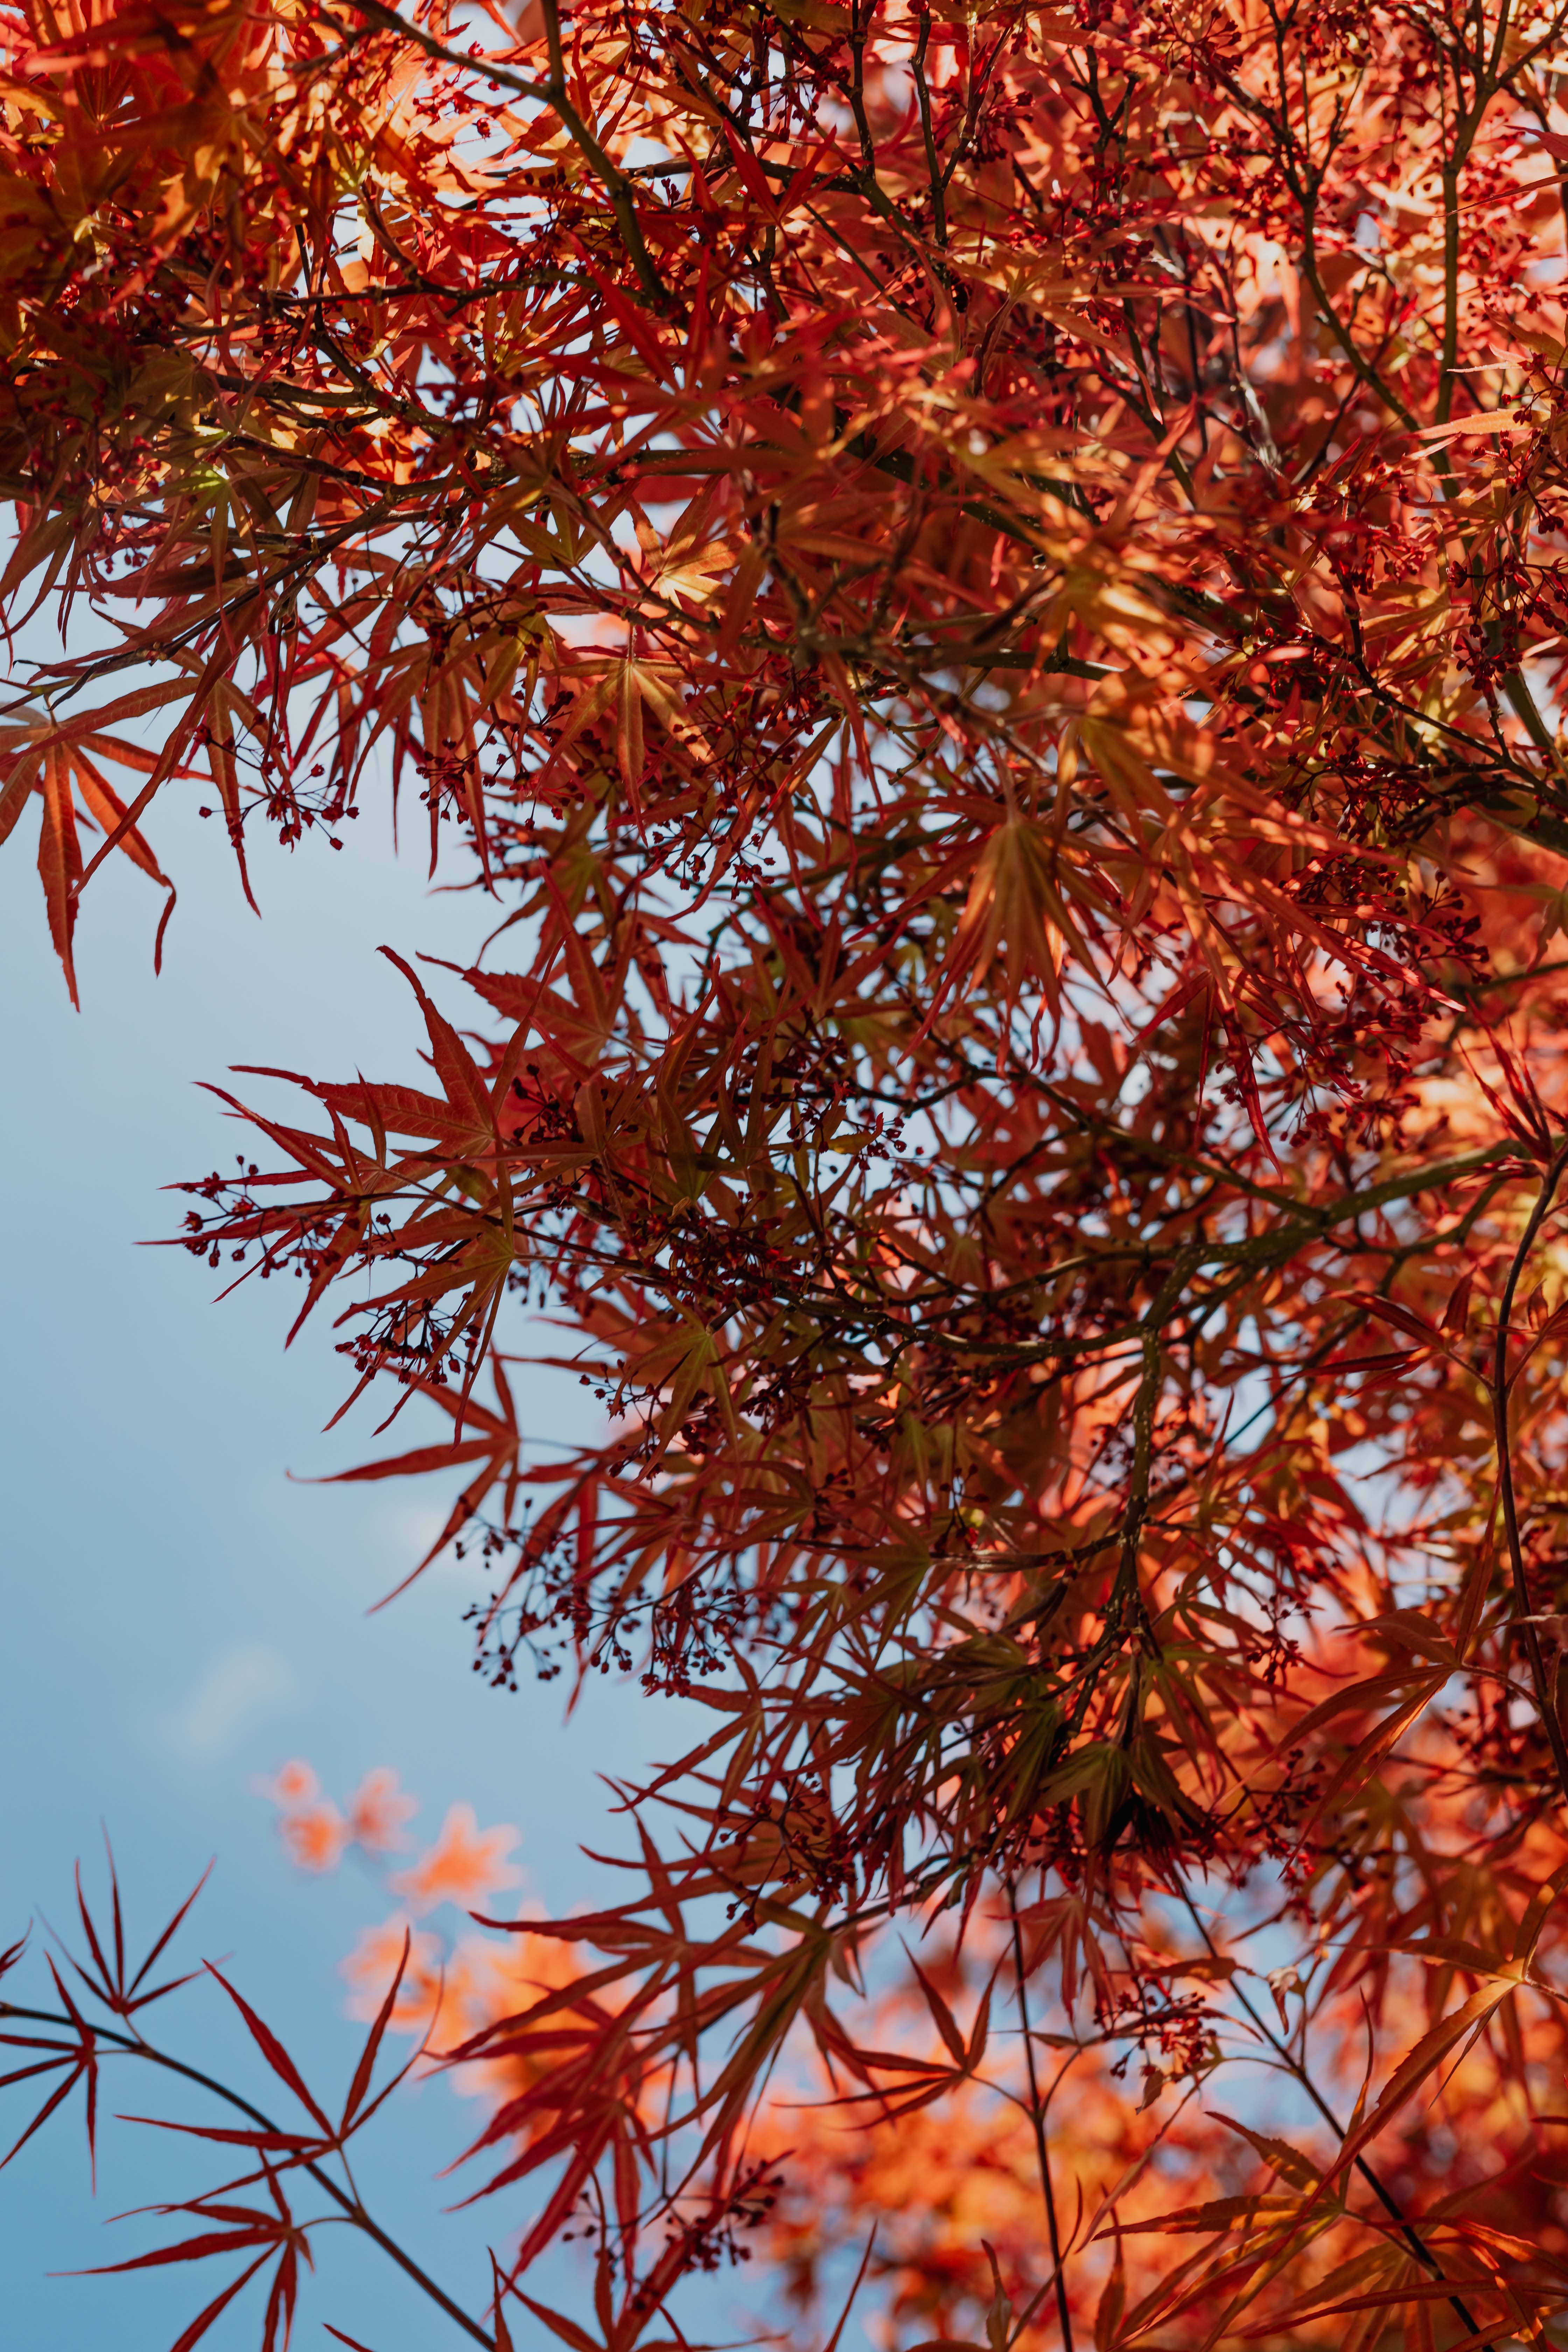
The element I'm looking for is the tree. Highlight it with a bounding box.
[9,0,1568,2340]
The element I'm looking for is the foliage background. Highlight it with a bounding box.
[16,0,1568,2344]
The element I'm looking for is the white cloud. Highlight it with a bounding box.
[155,1641,302,1761]
[372,1500,472,1583]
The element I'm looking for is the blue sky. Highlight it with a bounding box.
[0,792,710,2348]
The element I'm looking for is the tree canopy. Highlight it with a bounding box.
[9,0,1568,2344]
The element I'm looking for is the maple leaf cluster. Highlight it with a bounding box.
[15,0,1568,2346]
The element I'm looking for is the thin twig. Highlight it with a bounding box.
[1491,1146,1568,1808]
[0,2002,493,2350]
[1007,1885,1073,2352]
[1173,1893,1495,2352]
